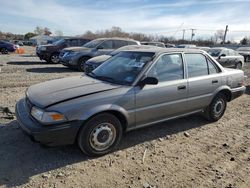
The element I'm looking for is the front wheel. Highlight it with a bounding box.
[203,93,227,122]
[50,53,60,64]
[77,113,123,157]
[77,57,89,71]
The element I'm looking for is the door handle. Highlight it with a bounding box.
[212,80,218,84]
[177,85,186,90]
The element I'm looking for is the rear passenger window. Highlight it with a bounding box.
[113,40,128,49]
[186,54,208,77]
[70,39,78,46]
[99,40,113,49]
[148,54,183,82]
[128,41,137,45]
[207,59,219,74]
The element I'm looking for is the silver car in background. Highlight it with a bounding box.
[208,47,244,69]
[16,48,246,156]
[236,47,250,62]
[84,45,160,74]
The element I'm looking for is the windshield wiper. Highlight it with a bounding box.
[87,73,129,85]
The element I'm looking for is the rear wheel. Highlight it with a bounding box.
[77,113,123,157]
[77,57,90,71]
[235,62,242,69]
[0,48,8,54]
[50,53,60,64]
[203,93,227,122]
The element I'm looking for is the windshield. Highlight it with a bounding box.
[83,39,105,48]
[236,47,250,51]
[53,39,65,46]
[208,49,222,57]
[88,51,155,85]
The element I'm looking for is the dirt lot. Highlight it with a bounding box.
[0,47,249,188]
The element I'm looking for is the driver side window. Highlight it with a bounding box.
[148,54,184,82]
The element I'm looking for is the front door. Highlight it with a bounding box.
[135,53,188,127]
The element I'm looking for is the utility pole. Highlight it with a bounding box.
[222,25,228,44]
[190,29,196,42]
[182,29,185,40]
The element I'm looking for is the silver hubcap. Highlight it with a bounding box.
[213,99,224,116]
[51,55,59,63]
[89,123,116,151]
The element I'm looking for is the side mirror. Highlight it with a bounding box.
[139,77,158,85]
[219,54,226,59]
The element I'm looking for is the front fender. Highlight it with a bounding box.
[79,103,130,124]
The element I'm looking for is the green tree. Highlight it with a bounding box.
[24,32,36,40]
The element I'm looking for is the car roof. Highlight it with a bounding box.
[64,37,90,40]
[141,41,165,44]
[124,47,205,54]
[210,47,228,50]
[93,37,138,42]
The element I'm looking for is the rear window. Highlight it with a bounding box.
[186,53,220,78]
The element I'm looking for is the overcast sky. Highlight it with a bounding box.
[1,0,250,41]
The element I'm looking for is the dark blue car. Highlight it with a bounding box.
[0,40,16,54]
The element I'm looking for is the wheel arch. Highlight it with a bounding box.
[79,104,129,132]
[216,88,232,102]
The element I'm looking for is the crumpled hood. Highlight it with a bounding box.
[63,46,92,52]
[26,76,120,108]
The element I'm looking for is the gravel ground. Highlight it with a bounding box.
[0,47,249,188]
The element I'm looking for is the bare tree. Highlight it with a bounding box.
[55,30,63,36]
[34,26,44,35]
[44,27,52,36]
[214,30,224,43]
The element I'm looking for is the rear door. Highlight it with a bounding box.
[96,40,114,55]
[135,53,188,126]
[113,40,128,49]
[185,53,222,111]
[228,49,237,67]
[218,49,230,67]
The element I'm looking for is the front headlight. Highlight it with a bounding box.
[40,46,47,51]
[31,106,66,124]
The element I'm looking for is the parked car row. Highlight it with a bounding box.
[36,38,91,63]
[16,47,246,156]
[35,37,249,72]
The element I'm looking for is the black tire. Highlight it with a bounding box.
[77,113,123,157]
[77,57,89,71]
[235,62,242,69]
[49,53,60,64]
[203,93,227,122]
[246,56,250,62]
[0,48,8,54]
